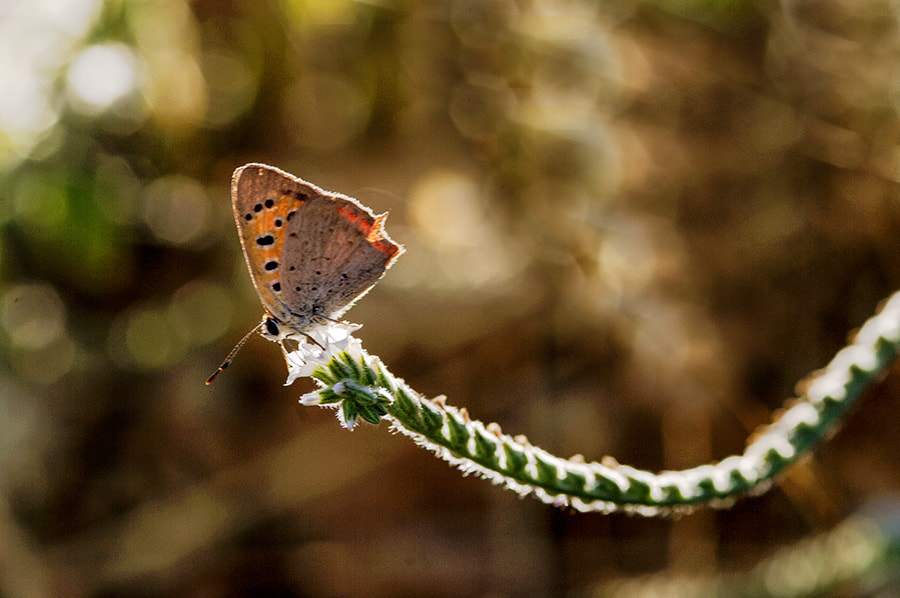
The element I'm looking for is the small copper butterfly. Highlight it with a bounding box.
[207,163,403,384]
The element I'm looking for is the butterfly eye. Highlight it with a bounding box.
[265,318,280,336]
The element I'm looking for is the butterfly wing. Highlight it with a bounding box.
[280,194,403,324]
[232,163,311,323]
[231,163,403,333]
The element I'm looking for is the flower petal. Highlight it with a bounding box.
[280,322,364,385]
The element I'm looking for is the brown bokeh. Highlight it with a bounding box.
[2,1,900,596]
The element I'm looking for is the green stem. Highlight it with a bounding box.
[310,291,900,515]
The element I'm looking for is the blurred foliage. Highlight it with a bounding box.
[1,0,900,596]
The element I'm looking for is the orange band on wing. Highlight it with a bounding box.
[337,206,400,258]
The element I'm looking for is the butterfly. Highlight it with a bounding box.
[207,163,403,384]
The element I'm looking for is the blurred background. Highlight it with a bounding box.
[2,0,900,596]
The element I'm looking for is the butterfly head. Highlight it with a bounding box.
[259,316,285,342]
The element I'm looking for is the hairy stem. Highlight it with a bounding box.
[310,291,900,515]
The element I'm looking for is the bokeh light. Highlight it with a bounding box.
[66,43,141,114]
[2,1,900,596]
[124,307,183,369]
[142,175,212,246]
[168,280,234,346]
[0,282,79,385]
[0,282,66,350]
[281,73,371,151]
[403,170,528,291]
[200,49,257,128]
[0,0,103,166]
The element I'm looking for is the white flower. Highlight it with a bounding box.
[279,321,364,386]
[299,380,349,407]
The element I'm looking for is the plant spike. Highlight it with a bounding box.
[301,291,900,515]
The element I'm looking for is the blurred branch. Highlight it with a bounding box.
[588,499,900,597]
[308,290,900,515]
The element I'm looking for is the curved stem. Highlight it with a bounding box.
[309,291,900,515]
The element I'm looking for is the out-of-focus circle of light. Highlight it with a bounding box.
[0,0,103,166]
[142,176,211,246]
[124,308,181,369]
[281,73,369,151]
[169,281,234,346]
[66,43,140,114]
[201,49,257,128]
[0,283,67,349]
[410,171,487,249]
[399,170,527,292]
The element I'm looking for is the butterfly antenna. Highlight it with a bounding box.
[205,321,264,385]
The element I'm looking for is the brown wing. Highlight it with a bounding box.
[280,194,402,324]
[231,163,403,331]
[232,163,319,322]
